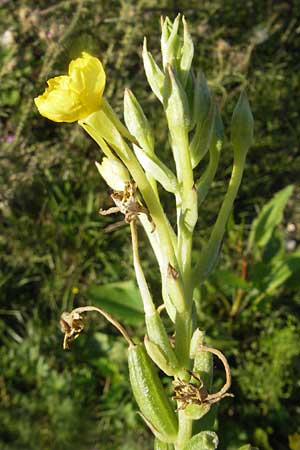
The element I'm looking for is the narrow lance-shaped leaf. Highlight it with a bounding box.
[248,185,294,250]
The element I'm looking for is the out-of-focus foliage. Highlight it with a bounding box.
[1,0,300,449]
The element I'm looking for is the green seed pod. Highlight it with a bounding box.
[183,431,219,450]
[128,343,178,443]
[124,89,155,155]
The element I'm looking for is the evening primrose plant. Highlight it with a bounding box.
[35,16,254,450]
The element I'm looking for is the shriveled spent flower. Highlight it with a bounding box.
[34,52,106,122]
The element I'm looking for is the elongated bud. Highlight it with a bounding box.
[124,89,154,154]
[145,310,179,371]
[231,90,254,155]
[190,101,216,168]
[95,157,130,191]
[133,144,177,193]
[144,337,177,376]
[184,431,219,450]
[161,14,181,70]
[143,38,165,102]
[164,65,191,131]
[180,17,194,87]
[190,329,213,390]
[193,71,211,127]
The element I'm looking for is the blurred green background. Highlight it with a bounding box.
[1,0,300,449]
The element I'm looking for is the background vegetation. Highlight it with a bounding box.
[1,0,300,449]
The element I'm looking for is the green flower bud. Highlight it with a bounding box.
[164,65,191,131]
[144,337,177,376]
[145,310,179,370]
[143,38,165,103]
[196,105,224,205]
[133,144,177,193]
[95,157,130,191]
[190,329,213,391]
[124,89,154,154]
[184,431,219,450]
[231,90,254,156]
[192,71,211,127]
[190,100,215,168]
[161,14,181,70]
[183,403,211,420]
[180,17,194,87]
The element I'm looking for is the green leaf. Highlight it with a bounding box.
[238,445,259,450]
[211,269,251,292]
[252,254,300,296]
[86,280,144,325]
[248,185,294,250]
[184,431,219,450]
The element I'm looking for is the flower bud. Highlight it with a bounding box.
[161,15,181,70]
[192,71,211,127]
[144,337,177,376]
[180,17,194,87]
[143,38,164,103]
[124,89,154,154]
[190,101,215,168]
[231,90,254,156]
[133,144,177,193]
[163,65,191,131]
[95,157,130,191]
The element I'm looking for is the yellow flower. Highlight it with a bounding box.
[34,52,106,122]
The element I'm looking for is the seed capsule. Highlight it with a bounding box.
[128,343,178,443]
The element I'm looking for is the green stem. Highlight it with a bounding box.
[175,411,193,449]
[193,151,247,283]
[130,221,155,315]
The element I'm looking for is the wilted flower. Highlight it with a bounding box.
[34,52,106,122]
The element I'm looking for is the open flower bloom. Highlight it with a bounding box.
[34,52,106,122]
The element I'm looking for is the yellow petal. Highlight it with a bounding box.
[34,52,106,122]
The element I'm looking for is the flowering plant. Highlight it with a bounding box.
[35,15,253,450]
